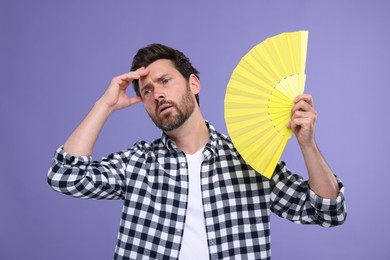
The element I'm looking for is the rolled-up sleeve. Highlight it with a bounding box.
[307,183,346,227]
[270,162,347,227]
[47,146,128,200]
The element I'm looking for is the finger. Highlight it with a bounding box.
[294,94,313,106]
[291,101,314,115]
[116,95,143,110]
[291,110,312,119]
[289,104,317,124]
[132,67,150,79]
[126,95,143,106]
[116,67,150,85]
[287,118,300,131]
[291,109,317,123]
[290,117,312,130]
[134,66,150,76]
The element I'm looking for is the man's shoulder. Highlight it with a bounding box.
[208,123,235,148]
[113,139,165,163]
[130,138,164,152]
[206,122,242,160]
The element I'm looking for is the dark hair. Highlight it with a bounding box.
[130,43,200,105]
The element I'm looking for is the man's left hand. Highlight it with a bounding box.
[288,94,317,148]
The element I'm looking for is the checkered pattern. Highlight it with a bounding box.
[48,122,346,260]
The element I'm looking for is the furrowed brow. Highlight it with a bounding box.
[140,73,170,93]
[155,73,170,83]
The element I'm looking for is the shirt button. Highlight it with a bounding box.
[180,162,186,167]
[176,228,182,233]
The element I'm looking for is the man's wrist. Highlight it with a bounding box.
[95,98,116,115]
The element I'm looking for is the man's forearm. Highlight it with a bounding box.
[63,99,114,157]
[301,144,340,199]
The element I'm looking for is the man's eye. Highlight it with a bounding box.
[162,78,171,84]
[143,90,151,96]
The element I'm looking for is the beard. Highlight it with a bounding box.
[148,84,195,132]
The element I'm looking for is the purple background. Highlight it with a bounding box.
[1,0,389,259]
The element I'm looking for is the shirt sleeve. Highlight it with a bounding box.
[270,161,347,227]
[47,146,131,200]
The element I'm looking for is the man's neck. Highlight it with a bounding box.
[165,108,209,155]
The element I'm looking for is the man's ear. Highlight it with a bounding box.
[189,74,201,95]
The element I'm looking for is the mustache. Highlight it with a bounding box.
[156,100,176,113]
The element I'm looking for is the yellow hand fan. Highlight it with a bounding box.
[224,30,308,179]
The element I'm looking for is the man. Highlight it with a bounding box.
[48,43,346,260]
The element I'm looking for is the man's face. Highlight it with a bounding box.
[139,59,196,132]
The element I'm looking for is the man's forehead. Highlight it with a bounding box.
[139,59,177,85]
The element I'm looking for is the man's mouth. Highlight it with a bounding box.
[158,103,174,115]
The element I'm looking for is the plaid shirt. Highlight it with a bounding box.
[48,122,346,260]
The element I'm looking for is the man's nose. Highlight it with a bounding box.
[153,85,166,100]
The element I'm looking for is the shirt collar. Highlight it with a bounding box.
[161,121,219,160]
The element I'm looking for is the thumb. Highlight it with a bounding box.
[124,95,142,107]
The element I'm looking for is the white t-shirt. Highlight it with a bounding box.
[179,147,209,260]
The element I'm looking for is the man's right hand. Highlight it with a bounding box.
[99,67,149,112]
[62,68,149,157]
